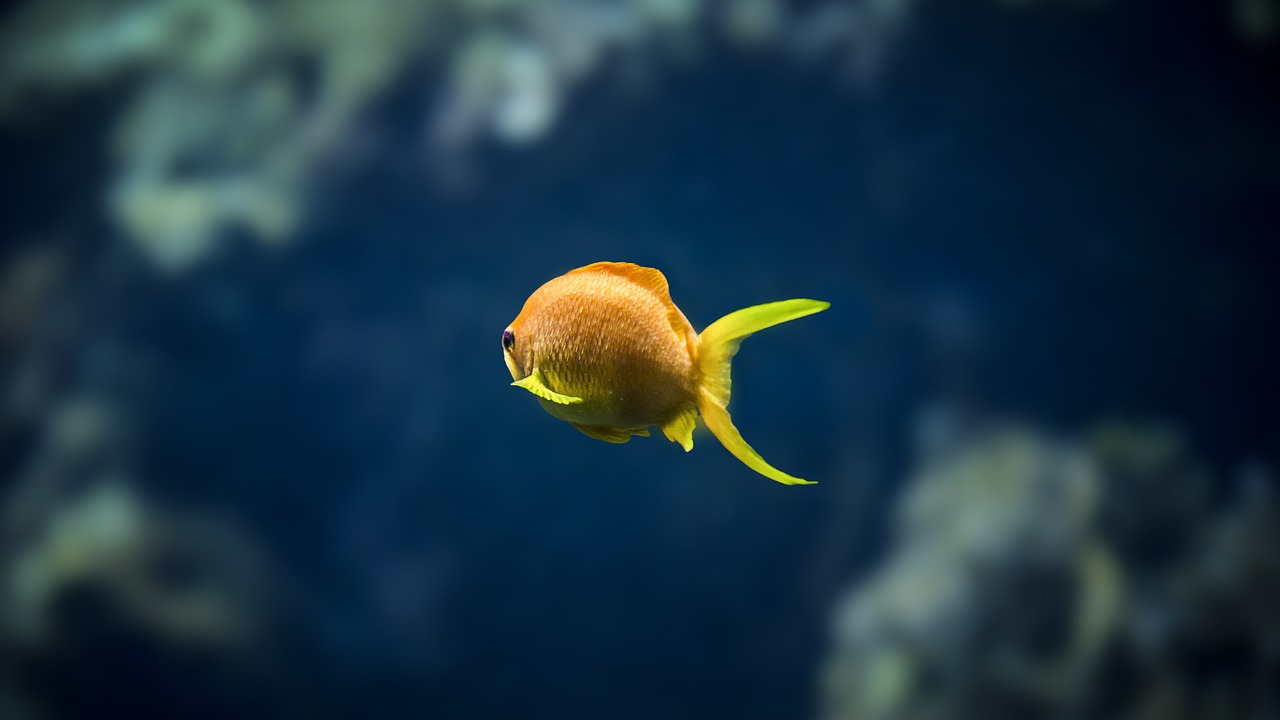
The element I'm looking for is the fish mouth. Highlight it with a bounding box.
[503,351,525,381]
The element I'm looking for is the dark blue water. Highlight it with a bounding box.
[2,0,1277,718]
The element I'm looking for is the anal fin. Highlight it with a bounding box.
[572,424,649,444]
[660,403,698,452]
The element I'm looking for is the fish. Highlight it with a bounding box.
[502,261,829,485]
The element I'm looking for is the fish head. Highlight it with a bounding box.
[501,322,530,381]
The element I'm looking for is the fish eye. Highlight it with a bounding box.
[502,330,515,352]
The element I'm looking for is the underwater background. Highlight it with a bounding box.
[1,0,1278,718]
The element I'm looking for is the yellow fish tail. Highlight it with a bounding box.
[695,299,829,485]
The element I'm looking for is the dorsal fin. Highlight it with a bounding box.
[569,262,696,355]
[569,262,672,302]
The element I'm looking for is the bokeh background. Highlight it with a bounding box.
[1,1,1278,718]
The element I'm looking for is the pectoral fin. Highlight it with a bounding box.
[512,372,583,405]
[660,403,698,452]
[572,424,648,443]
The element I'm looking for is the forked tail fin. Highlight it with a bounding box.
[694,299,829,485]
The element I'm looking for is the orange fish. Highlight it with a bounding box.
[502,261,829,485]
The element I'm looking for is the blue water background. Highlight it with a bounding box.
[1,0,1277,718]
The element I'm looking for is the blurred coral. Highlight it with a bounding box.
[1234,0,1280,43]
[3,481,272,650]
[0,0,923,272]
[820,418,1280,720]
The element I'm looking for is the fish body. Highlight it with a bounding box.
[503,261,828,485]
